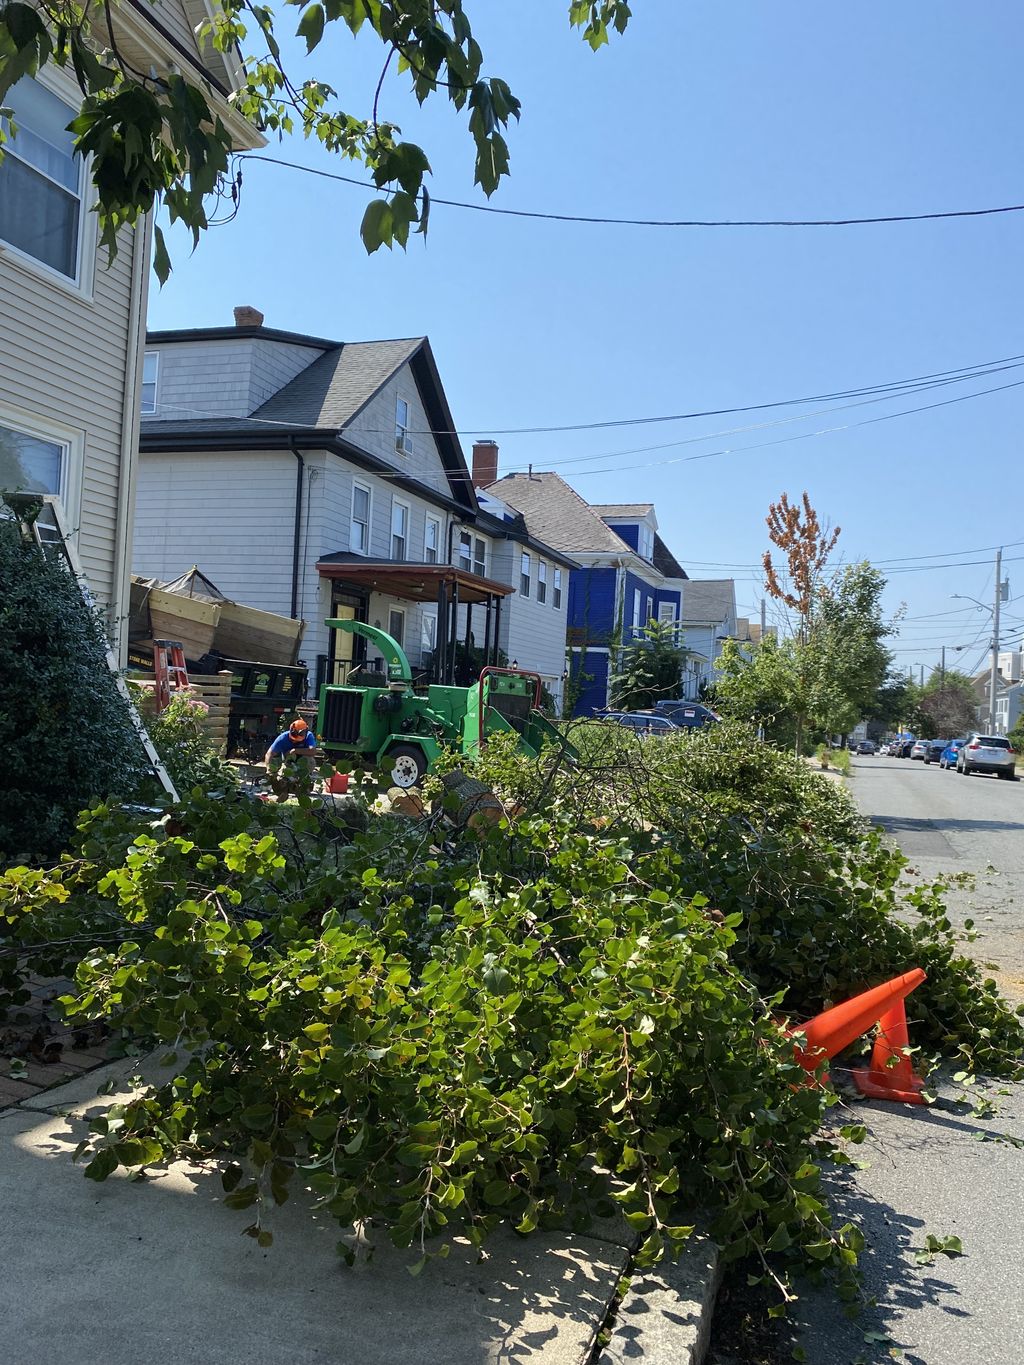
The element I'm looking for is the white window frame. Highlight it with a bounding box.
[424,515,440,564]
[638,524,654,561]
[421,609,437,653]
[520,551,532,598]
[0,71,96,298]
[388,606,406,646]
[553,567,562,610]
[390,496,409,561]
[632,588,642,632]
[351,480,372,556]
[140,351,159,416]
[537,559,547,604]
[0,401,84,533]
[458,528,473,572]
[658,600,677,625]
[472,536,486,577]
[395,397,413,455]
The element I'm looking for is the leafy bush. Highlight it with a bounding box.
[137,688,238,796]
[0,514,148,864]
[1,787,862,1292]
[1,722,1019,1303]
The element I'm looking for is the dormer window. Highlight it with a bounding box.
[395,397,413,454]
[638,524,654,561]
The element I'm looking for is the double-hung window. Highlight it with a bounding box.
[388,608,406,646]
[395,398,413,454]
[141,353,159,416]
[391,498,409,560]
[632,588,642,633]
[458,530,486,576]
[424,516,440,563]
[0,77,85,282]
[537,560,547,604]
[658,600,676,626]
[0,420,67,498]
[520,552,531,598]
[553,568,562,610]
[351,482,371,554]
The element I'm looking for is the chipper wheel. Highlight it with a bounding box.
[387,745,427,790]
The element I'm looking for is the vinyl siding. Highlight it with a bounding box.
[488,539,568,687]
[136,0,202,61]
[567,566,619,644]
[147,338,321,421]
[344,366,451,497]
[568,649,610,717]
[0,66,137,626]
[133,449,297,617]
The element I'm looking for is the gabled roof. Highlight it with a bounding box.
[652,533,688,580]
[141,332,476,512]
[681,579,736,626]
[591,503,655,519]
[254,338,424,428]
[487,473,632,555]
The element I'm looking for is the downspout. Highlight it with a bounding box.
[289,438,304,619]
[111,211,152,664]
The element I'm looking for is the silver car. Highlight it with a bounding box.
[957,734,1019,780]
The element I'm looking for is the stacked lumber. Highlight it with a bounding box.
[189,672,233,754]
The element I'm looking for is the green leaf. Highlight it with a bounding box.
[360,199,393,254]
[152,226,172,287]
[83,1148,119,1182]
[296,2,325,52]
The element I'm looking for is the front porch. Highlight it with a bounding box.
[315,555,513,689]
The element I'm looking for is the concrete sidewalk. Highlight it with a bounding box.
[0,1057,717,1365]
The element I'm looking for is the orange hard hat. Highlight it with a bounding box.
[289,718,308,736]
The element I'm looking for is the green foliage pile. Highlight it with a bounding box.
[1,721,1020,1301]
[0,515,148,863]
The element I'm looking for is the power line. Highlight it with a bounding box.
[236,152,1024,231]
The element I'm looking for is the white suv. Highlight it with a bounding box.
[957,734,1018,780]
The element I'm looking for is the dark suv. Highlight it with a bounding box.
[654,700,721,728]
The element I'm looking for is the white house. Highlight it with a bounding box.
[0,3,257,659]
[133,317,575,706]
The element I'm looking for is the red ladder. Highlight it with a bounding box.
[152,639,190,713]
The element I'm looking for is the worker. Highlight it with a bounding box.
[264,718,317,795]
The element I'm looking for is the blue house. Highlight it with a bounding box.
[486,475,691,715]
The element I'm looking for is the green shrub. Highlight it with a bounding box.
[0,515,148,864]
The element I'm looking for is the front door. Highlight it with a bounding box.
[331,604,358,684]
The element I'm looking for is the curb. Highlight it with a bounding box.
[597,1228,721,1365]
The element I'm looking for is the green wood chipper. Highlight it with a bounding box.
[316,619,572,787]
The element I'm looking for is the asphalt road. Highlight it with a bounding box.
[793,753,1024,1365]
[849,751,1024,998]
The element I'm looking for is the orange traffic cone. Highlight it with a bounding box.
[789,968,927,1077]
[851,999,926,1104]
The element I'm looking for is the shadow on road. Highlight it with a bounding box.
[795,1157,960,1365]
[873,814,1024,835]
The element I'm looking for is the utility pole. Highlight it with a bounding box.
[940,645,946,685]
[920,664,924,688]
[760,597,766,638]
[990,547,1002,734]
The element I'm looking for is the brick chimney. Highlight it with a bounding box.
[233,305,265,328]
[472,439,499,489]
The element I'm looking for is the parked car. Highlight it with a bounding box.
[893,738,915,757]
[939,739,964,770]
[653,700,721,728]
[856,740,876,755]
[603,711,681,736]
[921,739,947,765]
[956,734,1019,779]
[910,740,930,760]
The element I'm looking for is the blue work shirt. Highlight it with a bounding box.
[268,730,317,757]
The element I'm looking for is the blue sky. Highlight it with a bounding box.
[149,1,1024,678]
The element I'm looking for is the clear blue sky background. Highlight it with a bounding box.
[149,1,1024,680]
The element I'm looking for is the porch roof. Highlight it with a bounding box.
[315,555,513,606]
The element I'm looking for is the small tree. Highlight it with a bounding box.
[762,492,841,754]
[915,670,978,738]
[608,619,688,712]
[714,635,799,748]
